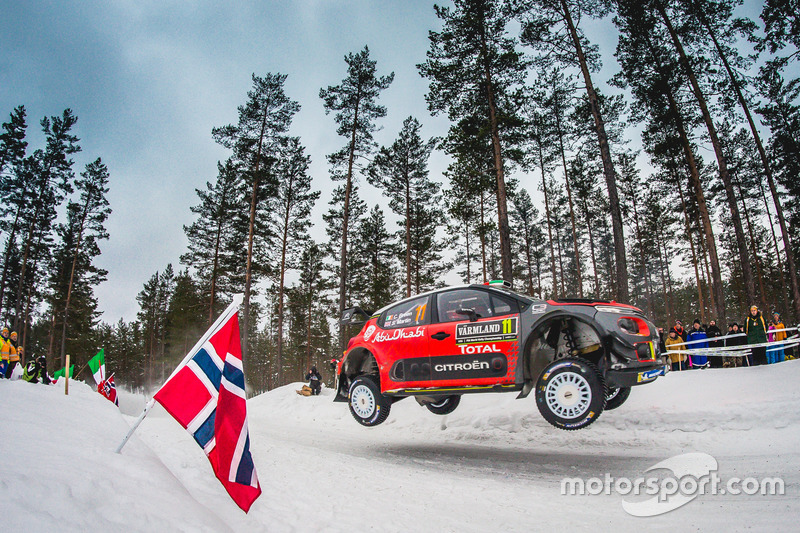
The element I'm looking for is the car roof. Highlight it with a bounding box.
[372,284,538,316]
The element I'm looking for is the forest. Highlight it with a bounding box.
[0,0,798,393]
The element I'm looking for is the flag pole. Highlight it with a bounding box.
[115,398,155,453]
[115,294,244,454]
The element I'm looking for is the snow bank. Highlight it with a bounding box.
[2,361,799,532]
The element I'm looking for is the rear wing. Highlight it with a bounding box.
[341,307,373,325]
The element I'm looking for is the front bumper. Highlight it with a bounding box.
[606,364,667,389]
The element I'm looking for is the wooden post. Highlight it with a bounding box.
[64,353,70,395]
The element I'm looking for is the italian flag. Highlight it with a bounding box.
[53,365,74,382]
[87,349,105,385]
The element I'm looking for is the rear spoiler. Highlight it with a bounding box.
[341,307,373,325]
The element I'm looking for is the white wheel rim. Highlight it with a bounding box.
[545,372,592,419]
[430,398,449,408]
[350,384,376,418]
[607,387,620,401]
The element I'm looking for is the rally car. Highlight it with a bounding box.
[335,281,666,430]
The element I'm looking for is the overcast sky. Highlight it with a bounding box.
[0,0,780,324]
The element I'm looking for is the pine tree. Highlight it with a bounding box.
[0,106,28,321]
[320,46,393,350]
[515,0,629,300]
[212,73,300,358]
[368,116,437,297]
[266,136,319,386]
[418,0,527,284]
[510,188,545,297]
[182,158,247,324]
[15,110,80,348]
[353,205,397,312]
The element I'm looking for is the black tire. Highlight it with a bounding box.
[348,374,391,427]
[604,386,631,411]
[425,395,461,415]
[535,358,605,431]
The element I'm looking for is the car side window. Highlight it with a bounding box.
[490,294,518,316]
[436,289,494,323]
[381,296,430,329]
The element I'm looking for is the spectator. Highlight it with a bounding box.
[0,327,9,378]
[724,323,747,367]
[22,355,52,385]
[665,329,688,371]
[4,331,20,379]
[305,366,322,396]
[745,305,768,366]
[672,320,688,342]
[706,320,723,368]
[772,313,787,363]
[687,319,710,369]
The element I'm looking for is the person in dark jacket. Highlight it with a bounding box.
[745,305,768,366]
[687,319,709,369]
[305,366,322,395]
[724,323,747,367]
[706,320,723,368]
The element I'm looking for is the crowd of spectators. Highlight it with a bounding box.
[658,305,794,371]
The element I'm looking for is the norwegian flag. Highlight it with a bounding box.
[153,302,261,513]
[98,374,119,406]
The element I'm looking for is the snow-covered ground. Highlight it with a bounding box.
[2,362,798,532]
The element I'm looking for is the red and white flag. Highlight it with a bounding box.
[153,296,261,512]
[98,374,119,406]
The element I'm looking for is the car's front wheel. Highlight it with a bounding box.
[348,374,391,427]
[535,358,605,430]
[604,386,631,410]
[425,395,461,415]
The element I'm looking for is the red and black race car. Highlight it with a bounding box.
[335,281,666,430]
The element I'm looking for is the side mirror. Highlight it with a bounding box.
[456,308,478,322]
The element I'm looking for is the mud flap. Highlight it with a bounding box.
[516,380,534,399]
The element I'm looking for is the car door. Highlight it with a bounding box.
[370,295,432,390]
[428,288,521,387]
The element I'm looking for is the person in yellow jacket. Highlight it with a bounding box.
[772,312,787,363]
[665,329,688,371]
[0,327,9,378]
[4,330,20,379]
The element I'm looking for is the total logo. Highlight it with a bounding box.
[363,325,376,341]
[459,343,501,355]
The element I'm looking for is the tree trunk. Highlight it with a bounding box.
[555,111,583,297]
[276,171,296,387]
[338,88,363,352]
[660,75,726,320]
[479,192,487,283]
[759,178,790,315]
[405,181,412,297]
[696,1,800,321]
[674,170,707,323]
[479,19,513,283]
[581,196,601,297]
[735,179,768,310]
[242,107,271,360]
[59,194,92,362]
[540,149,558,299]
[560,0,628,301]
[656,0,755,307]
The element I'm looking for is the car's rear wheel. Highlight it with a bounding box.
[535,358,605,430]
[425,395,461,415]
[604,386,631,410]
[348,374,391,427]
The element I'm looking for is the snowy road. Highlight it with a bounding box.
[3,361,799,532]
